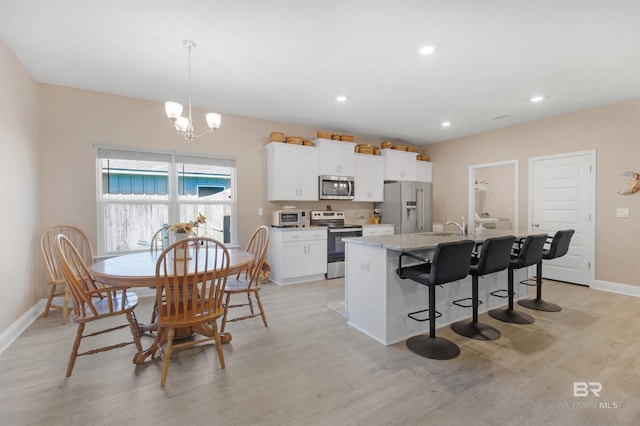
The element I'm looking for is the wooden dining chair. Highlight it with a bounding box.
[55,234,143,377]
[221,226,270,333]
[40,225,95,324]
[150,225,169,252]
[152,237,230,386]
[148,225,170,325]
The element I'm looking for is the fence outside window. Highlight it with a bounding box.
[96,147,236,255]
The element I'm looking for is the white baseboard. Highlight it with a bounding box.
[0,299,47,355]
[592,280,640,298]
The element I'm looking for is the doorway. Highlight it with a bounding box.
[529,150,595,286]
[468,160,519,233]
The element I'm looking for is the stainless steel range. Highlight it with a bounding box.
[310,210,362,279]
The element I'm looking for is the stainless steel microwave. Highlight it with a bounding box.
[319,175,355,200]
[272,210,305,227]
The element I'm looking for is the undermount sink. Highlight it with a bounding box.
[421,232,458,237]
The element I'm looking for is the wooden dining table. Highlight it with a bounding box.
[89,247,254,364]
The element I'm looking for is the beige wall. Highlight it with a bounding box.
[426,99,640,286]
[0,42,40,332]
[38,85,381,250]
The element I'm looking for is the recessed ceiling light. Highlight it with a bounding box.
[441,121,451,127]
[419,45,436,55]
[530,95,545,103]
[336,95,347,102]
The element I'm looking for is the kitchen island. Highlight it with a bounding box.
[344,229,529,345]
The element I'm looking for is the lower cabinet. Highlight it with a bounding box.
[362,225,395,237]
[268,228,327,285]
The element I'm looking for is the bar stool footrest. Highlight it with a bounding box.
[490,289,512,298]
[519,278,538,287]
[452,297,481,309]
[408,308,441,322]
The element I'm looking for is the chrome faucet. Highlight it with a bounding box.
[445,215,467,236]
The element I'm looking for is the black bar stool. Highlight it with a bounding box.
[397,239,475,360]
[488,234,547,324]
[450,235,515,340]
[518,229,575,312]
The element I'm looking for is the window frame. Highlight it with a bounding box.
[95,146,237,256]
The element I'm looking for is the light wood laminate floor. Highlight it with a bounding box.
[1,279,639,425]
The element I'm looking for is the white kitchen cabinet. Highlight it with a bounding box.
[416,161,433,183]
[354,153,384,202]
[380,149,418,181]
[314,138,356,176]
[268,228,328,285]
[362,225,395,237]
[267,142,318,201]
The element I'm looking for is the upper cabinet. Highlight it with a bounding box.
[267,142,319,201]
[380,149,418,181]
[315,139,356,176]
[267,141,432,201]
[416,161,433,183]
[354,154,384,202]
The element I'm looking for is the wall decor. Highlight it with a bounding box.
[618,170,640,195]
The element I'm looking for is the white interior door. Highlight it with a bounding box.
[529,151,594,286]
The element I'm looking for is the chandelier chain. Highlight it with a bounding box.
[186,41,193,138]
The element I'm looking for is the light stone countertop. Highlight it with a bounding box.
[269,226,327,232]
[344,229,528,252]
[270,224,395,231]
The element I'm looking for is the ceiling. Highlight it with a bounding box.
[2,1,639,145]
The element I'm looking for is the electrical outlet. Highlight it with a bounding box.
[616,208,630,218]
[258,208,264,216]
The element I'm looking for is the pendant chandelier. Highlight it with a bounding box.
[165,40,221,141]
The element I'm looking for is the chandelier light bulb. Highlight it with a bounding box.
[206,113,222,130]
[175,116,189,133]
[165,101,183,120]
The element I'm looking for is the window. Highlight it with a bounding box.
[96,147,236,255]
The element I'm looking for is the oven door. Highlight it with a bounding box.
[327,227,362,263]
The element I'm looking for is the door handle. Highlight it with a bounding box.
[532,223,540,227]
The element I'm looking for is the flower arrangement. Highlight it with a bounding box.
[168,213,207,234]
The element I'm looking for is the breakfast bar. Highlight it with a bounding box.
[344,229,529,345]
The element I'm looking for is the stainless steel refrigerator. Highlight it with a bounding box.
[375,181,433,234]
